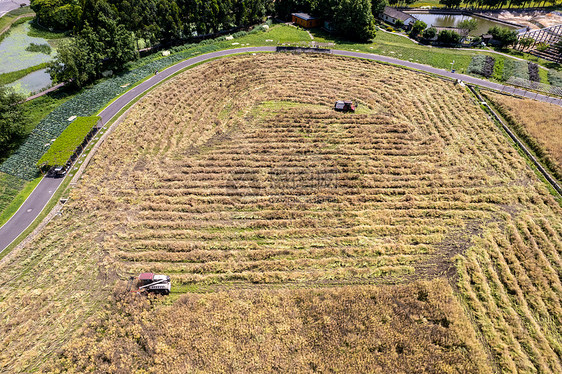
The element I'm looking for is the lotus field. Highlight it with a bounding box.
[0,54,561,372]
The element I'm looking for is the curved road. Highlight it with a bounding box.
[1,46,561,252]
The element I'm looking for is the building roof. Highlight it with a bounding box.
[382,7,416,22]
[434,26,469,37]
[292,13,318,21]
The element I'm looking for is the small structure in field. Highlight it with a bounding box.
[381,7,417,28]
[334,101,355,112]
[292,13,321,28]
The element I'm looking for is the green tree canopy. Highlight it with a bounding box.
[488,26,518,48]
[409,20,426,37]
[422,27,437,39]
[437,29,461,45]
[0,86,26,157]
[458,19,477,32]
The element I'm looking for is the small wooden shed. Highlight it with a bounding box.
[292,13,321,28]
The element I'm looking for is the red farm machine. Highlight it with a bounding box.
[133,273,171,295]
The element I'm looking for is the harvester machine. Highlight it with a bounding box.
[135,273,171,295]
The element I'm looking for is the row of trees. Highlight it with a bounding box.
[36,0,385,89]
[31,0,274,40]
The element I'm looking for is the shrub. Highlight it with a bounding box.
[437,30,461,45]
[422,27,437,40]
[409,20,427,38]
[488,26,518,48]
[528,62,539,82]
[501,59,529,82]
[536,42,549,52]
[548,69,562,87]
[467,55,495,78]
[25,43,51,55]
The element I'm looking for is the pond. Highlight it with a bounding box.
[0,21,56,74]
[409,13,517,36]
[6,68,52,96]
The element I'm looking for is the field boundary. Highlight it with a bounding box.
[469,85,562,196]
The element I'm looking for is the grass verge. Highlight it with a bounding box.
[0,63,49,85]
[0,176,42,228]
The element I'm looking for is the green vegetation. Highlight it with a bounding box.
[458,18,478,32]
[25,42,51,54]
[37,116,99,168]
[0,86,27,159]
[0,172,26,222]
[27,20,69,40]
[488,26,519,48]
[0,63,49,85]
[0,6,34,34]
[0,176,41,228]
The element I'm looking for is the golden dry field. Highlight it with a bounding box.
[0,53,561,373]
[483,91,562,181]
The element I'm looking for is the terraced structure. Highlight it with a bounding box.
[1,53,561,372]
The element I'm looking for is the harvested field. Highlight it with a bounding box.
[483,91,562,181]
[0,53,561,372]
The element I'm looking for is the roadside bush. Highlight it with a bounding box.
[501,59,529,82]
[548,69,562,87]
[467,55,495,78]
[528,62,539,82]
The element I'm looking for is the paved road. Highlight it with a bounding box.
[0,176,62,250]
[0,0,29,18]
[1,46,561,253]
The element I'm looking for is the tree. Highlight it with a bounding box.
[371,0,387,15]
[488,26,518,48]
[517,37,534,50]
[439,0,462,7]
[31,0,82,30]
[48,24,102,88]
[437,29,461,45]
[0,86,26,156]
[422,27,437,39]
[48,19,137,88]
[409,20,426,37]
[458,19,477,32]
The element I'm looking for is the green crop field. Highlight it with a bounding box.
[37,116,100,169]
[0,53,561,372]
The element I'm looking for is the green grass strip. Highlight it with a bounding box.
[0,176,42,228]
[37,116,100,168]
[0,63,49,85]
